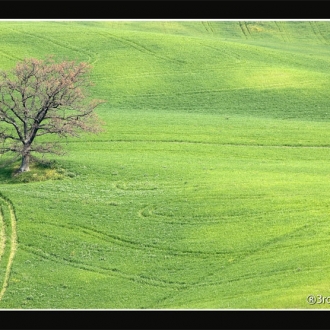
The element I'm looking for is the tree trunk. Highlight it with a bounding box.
[18,147,30,173]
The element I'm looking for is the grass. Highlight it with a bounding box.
[1,21,330,308]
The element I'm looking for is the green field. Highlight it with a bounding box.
[1,20,330,309]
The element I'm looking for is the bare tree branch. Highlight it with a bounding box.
[0,56,106,173]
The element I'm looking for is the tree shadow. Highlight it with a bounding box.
[0,165,16,182]
[0,158,75,184]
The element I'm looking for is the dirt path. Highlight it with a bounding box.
[0,195,18,302]
[0,208,5,264]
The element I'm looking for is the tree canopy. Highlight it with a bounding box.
[0,56,105,173]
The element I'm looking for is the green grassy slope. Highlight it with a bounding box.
[1,21,330,308]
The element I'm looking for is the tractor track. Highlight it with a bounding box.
[238,22,249,39]
[308,21,330,45]
[0,208,5,265]
[244,22,252,37]
[0,194,18,302]
[34,221,231,258]
[94,30,185,65]
[20,243,188,289]
[274,22,291,43]
[3,26,98,65]
[201,21,215,35]
[201,21,211,34]
[311,22,329,45]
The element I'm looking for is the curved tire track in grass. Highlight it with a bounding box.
[20,243,188,289]
[137,204,224,226]
[36,221,230,258]
[0,194,18,302]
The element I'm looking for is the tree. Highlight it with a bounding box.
[0,56,105,173]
